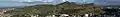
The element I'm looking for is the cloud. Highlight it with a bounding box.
[12,0,43,2]
[42,0,54,2]
[62,0,69,2]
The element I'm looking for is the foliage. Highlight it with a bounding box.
[4,2,103,17]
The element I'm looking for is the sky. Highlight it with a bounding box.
[11,0,120,4]
[1,0,120,4]
[95,0,120,5]
[0,0,120,7]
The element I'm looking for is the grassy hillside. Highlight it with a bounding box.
[4,1,103,17]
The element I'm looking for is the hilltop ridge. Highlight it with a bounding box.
[3,1,103,17]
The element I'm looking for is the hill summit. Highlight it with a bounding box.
[23,1,102,15]
[4,1,103,17]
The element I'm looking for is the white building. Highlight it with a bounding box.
[0,9,7,14]
[85,14,89,17]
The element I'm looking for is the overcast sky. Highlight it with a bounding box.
[0,0,120,4]
[0,0,120,7]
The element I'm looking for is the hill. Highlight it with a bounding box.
[4,1,103,17]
